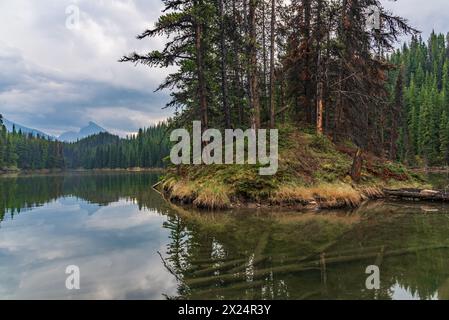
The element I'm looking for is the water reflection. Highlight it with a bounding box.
[0,173,177,299]
[161,200,449,300]
[2,173,449,299]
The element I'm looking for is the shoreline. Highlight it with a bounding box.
[155,180,390,211]
[154,130,430,211]
[0,167,165,177]
[156,183,449,211]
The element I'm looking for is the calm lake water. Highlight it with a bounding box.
[2,172,449,300]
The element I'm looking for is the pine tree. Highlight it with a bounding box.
[120,0,216,130]
[0,114,5,168]
[440,111,449,164]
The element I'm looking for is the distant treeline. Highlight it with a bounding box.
[0,115,170,170]
[389,32,449,166]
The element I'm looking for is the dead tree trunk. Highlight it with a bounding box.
[316,82,324,134]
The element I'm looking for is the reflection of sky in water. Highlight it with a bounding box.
[0,197,177,299]
[390,282,438,300]
[58,197,101,216]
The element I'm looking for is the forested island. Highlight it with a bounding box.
[3,0,449,210]
[124,0,448,209]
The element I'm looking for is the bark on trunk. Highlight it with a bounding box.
[195,2,208,130]
[316,81,324,134]
[301,0,312,124]
[248,0,261,129]
[219,0,231,128]
[269,0,276,128]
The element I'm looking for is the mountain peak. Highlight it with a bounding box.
[59,122,107,142]
[2,118,53,139]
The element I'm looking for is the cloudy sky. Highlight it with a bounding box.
[0,0,447,136]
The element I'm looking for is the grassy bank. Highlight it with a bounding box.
[159,126,426,210]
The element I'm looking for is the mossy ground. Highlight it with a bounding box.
[160,126,426,210]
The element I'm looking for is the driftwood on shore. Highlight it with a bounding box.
[383,188,449,201]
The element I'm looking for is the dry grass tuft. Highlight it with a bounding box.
[311,184,363,208]
[193,183,231,209]
[163,177,231,209]
[270,185,314,205]
[271,183,363,208]
[168,180,198,202]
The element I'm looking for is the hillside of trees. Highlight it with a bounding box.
[389,32,449,166]
[0,115,170,170]
[0,114,65,170]
[64,124,170,169]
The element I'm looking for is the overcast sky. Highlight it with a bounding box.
[0,0,448,136]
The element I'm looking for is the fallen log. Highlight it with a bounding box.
[192,258,248,276]
[190,256,244,265]
[383,188,449,201]
[228,231,270,274]
[275,245,386,265]
[185,264,320,288]
[185,280,265,299]
[185,244,449,288]
[227,257,268,274]
[300,244,449,268]
[299,290,322,300]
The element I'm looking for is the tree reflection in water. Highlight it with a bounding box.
[161,200,449,300]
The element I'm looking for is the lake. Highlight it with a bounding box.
[1,172,449,300]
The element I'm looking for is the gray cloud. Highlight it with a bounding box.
[381,0,449,40]
[0,0,171,136]
[0,0,447,136]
